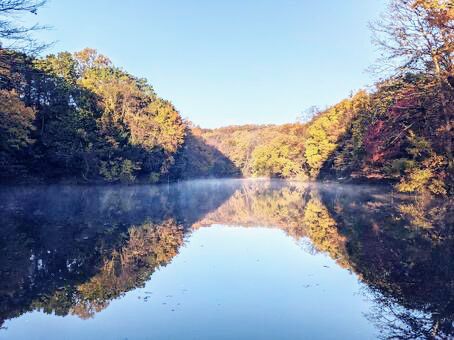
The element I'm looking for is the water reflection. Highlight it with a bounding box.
[319,186,454,339]
[0,179,452,339]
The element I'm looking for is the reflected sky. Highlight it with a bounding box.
[0,179,452,339]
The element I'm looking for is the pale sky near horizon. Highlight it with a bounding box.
[27,0,386,128]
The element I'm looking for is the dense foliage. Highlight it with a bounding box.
[188,0,454,195]
[0,48,185,183]
[168,126,241,179]
[320,0,453,195]
[0,0,452,195]
[194,75,452,195]
[322,75,453,195]
[195,124,306,178]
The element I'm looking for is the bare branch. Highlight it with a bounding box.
[0,0,48,53]
[369,0,453,78]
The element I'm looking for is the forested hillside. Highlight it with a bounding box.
[0,0,452,195]
[187,0,453,195]
[0,48,186,183]
[320,75,453,195]
[190,72,452,194]
[194,124,306,178]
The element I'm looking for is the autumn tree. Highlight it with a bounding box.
[0,89,35,177]
[303,91,370,178]
[74,48,186,182]
[370,0,453,160]
[0,47,186,183]
[251,125,306,178]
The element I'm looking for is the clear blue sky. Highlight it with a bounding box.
[30,0,385,128]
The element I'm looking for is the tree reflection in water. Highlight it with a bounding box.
[319,188,454,339]
[0,180,452,338]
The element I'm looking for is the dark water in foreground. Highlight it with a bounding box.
[0,179,452,339]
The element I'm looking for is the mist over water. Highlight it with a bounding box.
[0,179,452,339]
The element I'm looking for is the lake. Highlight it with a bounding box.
[0,179,452,339]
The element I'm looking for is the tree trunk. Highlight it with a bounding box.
[433,54,452,163]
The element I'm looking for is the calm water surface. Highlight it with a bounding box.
[0,179,452,339]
